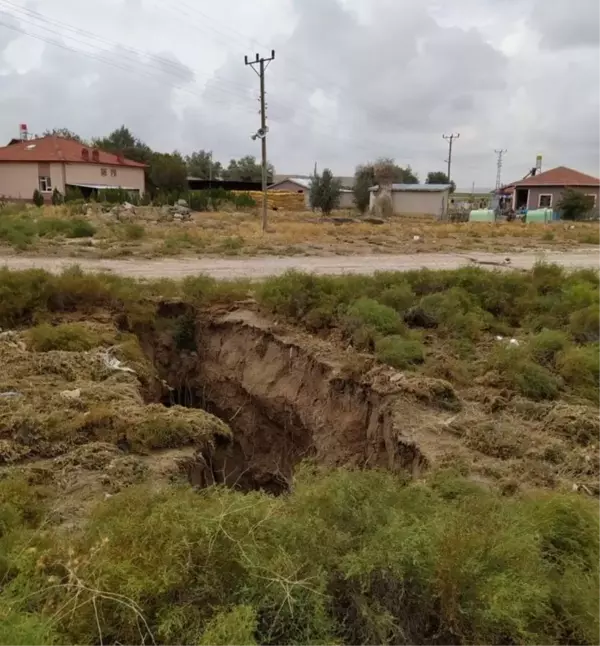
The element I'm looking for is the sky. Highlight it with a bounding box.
[0,0,598,189]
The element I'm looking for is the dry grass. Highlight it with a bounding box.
[0,204,597,258]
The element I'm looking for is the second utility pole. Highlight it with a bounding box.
[245,50,275,232]
[443,133,460,184]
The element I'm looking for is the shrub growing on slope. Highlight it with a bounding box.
[0,468,597,645]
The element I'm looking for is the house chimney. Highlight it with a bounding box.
[19,124,28,141]
[116,152,125,164]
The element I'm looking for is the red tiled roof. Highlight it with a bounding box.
[0,136,146,168]
[509,166,600,188]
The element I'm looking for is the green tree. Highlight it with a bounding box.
[557,189,596,220]
[310,168,341,215]
[32,189,44,207]
[43,128,84,143]
[148,152,188,195]
[51,188,64,205]
[92,126,153,166]
[353,164,375,214]
[185,150,222,180]
[426,171,456,193]
[222,156,274,183]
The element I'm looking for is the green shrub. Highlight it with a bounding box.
[188,191,210,212]
[64,186,84,202]
[32,189,44,207]
[490,346,562,401]
[569,305,599,342]
[97,187,132,204]
[375,334,424,369]
[557,344,599,400]
[528,329,571,367]
[377,283,416,312]
[345,297,405,336]
[0,469,597,645]
[233,192,256,209]
[51,188,64,205]
[26,322,106,352]
[0,216,37,249]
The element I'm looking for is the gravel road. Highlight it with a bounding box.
[1,250,598,279]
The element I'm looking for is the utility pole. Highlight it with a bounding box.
[245,50,275,232]
[494,149,507,190]
[442,133,460,183]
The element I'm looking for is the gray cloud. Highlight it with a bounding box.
[0,0,597,186]
[531,0,599,50]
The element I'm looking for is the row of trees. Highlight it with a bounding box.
[43,127,273,197]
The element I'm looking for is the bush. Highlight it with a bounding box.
[528,329,571,368]
[188,191,210,212]
[569,305,599,342]
[64,186,84,202]
[556,344,599,400]
[375,334,424,369]
[122,222,145,240]
[557,188,596,221]
[51,188,64,205]
[345,297,405,336]
[26,322,107,352]
[309,169,341,214]
[233,192,256,209]
[32,189,44,207]
[97,188,133,204]
[0,469,597,645]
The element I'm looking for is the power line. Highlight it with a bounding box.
[442,133,460,183]
[245,50,275,232]
[494,149,507,189]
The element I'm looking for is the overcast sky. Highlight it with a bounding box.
[0,0,598,188]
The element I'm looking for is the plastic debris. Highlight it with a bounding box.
[509,338,520,346]
[101,351,136,374]
[0,391,22,398]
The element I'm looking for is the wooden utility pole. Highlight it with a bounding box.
[245,50,275,232]
[443,133,460,184]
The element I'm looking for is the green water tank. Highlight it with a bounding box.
[469,209,495,223]
[526,208,553,223]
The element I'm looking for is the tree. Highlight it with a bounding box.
[353,164,375,214]
[185,150,222,180]
[32,189,44,207]
[310,168,341,215]
[43,128,84,143]
[93,126,153,166]
[51,188,64,205]
[426,171,456,193]
[557,189,596,220]
[148,152,188,195]
[222,156,274,183]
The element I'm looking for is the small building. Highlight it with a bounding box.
[368,184,452,217]
[501,166,599,212]
[268,176,355,210]
[0,135,146,201]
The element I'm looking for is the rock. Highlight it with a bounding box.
[122,201,134,211]
[176,198,189,207]
[60,388,81,400]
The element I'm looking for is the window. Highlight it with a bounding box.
[585,194,597,207]
[110,168,117,177]
[538,194,553,208]
[101,168,107,176]
[39,176,52,192]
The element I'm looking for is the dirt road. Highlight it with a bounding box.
[0,251,598,279]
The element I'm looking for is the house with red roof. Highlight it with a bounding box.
[0,135,146,202]
[500,166,599,212]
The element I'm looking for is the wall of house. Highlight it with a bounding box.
[526,186,600,210]
[377,190,448,216]
[50,163,66,194]
[0,162,40,200]
[338,191,355,209]
[65,164,145,193]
